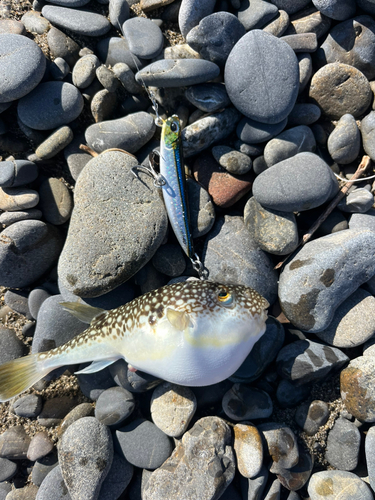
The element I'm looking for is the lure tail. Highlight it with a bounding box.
[0,354,52,403]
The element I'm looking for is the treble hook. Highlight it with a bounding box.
[131,150,166,188]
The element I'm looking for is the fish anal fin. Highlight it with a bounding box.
[74,359,118,375]
[166,308,191,331]
[60,302,106,324]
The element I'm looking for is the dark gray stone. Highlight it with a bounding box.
[186,178,215,238]
[42,5,111,36]
[63,133,92,180]
[327,114,360,164]
[72,54,100,89]
[338,188,374,213]
[258,422,299,470]
[0,458,17,482]
[122,17,163,59]
[202,215,278,304]
[12,394,43,418]
[238,0,278,31]
[236,116,287,145]
[77,368,116,401]
[298,52,313,93]
[312,0,356,21]
[288,103,321,126]
[224,30,299,124]
[0,427,30,460]
[47,27,80,67]
[241,465,269,500]
[37,396,78,427]
[295,400,329,435]
[32,452,59,486]
[326,417,360,470]
[18,81,84,130]
[112,63,142,94]
[269,0,310,14]
[222,384,273,420]
[186,12,245,68]
[95,387,135,427]
[0,221,63,288]
[110,359,161,393]
[281,33,318,52]
[152,244,186,277]
[0,160,38,188]
[90,90,118,123]
[185,83,231,113]
[358,0,375,15]
[178,0,216,37]
[98,453,133,500]
[253,152,338,212]
[96,37,144,71]
[0,34,46,103]
[308,471,373,499]
[4,290,30,317]
[135,58,220,88]
[264,125,316,167]
[49,57,70,80]
[109,0,129,30]
[28,287,51,320]
[34,465,71,500]
[96,66,120,93]
[276,379,312,408]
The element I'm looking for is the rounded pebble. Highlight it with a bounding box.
[122,17,163,59]
[95,386,135,426]
[27,431,54,462]
[42,5,111,36]
[0,458,17,482]
[325,417,360,470]
[264,125,316,167]
[212,145,252,175]
[236,116,287,144]
[178,0,216,38]
[233,423,263,479]
[185,83,231,113]
[12,394,43,418]
[0,426,30,460]
[308,470,373,500]
[327,114,361,164]
[38,177,73,225]
[295,400,330,435]
[222,384,273,421]
[72,54,100,89]
[35,126,73,160]
[0,159,38,188]
[341,355,375,422]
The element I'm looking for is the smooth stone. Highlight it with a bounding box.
[0,19,25,35]
[288,103,321,126]
[361,111,375,161]
[49,57,70,80]
[233,423,263,479]
[186,12,245,68]
[276,445,313,491]
[85,111,155,154]
[96,65,120,92]
[241,465,269,500]
[341,355,375,422]
[186,178,215,238]
[28,287,51,320]
[47,27,80,67]
[365,426,375,492]
[152,244,186,277]
[222,384,273,421]
[298,52,313,93]
[183,108,241,158]
[150,382,197,437]
[234,141,263,157]
[263,9,290,36]
[109,0,129,30]
[0,221,63,288]
[295,400,329,435]
[238,0,278,31]
[98,453,134,500]
[4,290,29,317]
[339,187,374,213]
[263,125,316,167]
[112,63,142,94]
[276,339,349,385]
[185,83,231,113]
[281,33,318,52]
[115,418,172,469]
[96,37,144,71]
[95,387,135,427]
[42,5,111,36]
[244,197,299,255]
[309,63,372,120]
[27,432,53,462]
[0,328,26,365]
[315,16,375,80]
[269,0,310,14]
[276,379,313,408]
[90,89,118,123]
[46,0,90,6]
[135,59,220,88]
[57,403,95,438]
[236,116,287,145]
[203,215,278,304]
[34,465,71,500]
[307,208,349,237]
[0,186,39,211]
[325,417,360,470]
[18,81,84,131]
[59,417,113,500]
[37,397,78,427]
[0,427,30,460]
[258,422,299,470]
[349,209,375,232]
[252,156,268,175]
[358,0,375,14]
[327,114,360,164]
[122,17,163,59]
[312,0,355,20]
[78,368,116,403]
[0,34,46,103]
[72,54,100,89]
[31,452,59,486]
[141,0,174,10]
[21,10,50,34]
[212,145,252,175]
[12,394,43,418]
[224,30,299,124]
[308,471,373,500]
[35,126,73,160]
[0,458,17,482]
[285,6,332,39]
[58,151,167,297]
[178,0,216,38]
[253,152,338,212]
[143,416,235,500]
[38,177,73,225]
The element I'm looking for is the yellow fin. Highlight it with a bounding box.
[0,354,50,403]
[166,308,191,331]
[60,302,106,325]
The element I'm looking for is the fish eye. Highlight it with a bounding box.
[217,290,233,305]
[170,121,178,132]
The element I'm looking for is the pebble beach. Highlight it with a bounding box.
[1,0,375,499]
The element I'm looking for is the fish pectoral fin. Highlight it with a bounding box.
[166,308,191,331]
[60,302,107,324]
[74,359,117,375]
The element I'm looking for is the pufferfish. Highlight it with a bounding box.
[0,281,269,402]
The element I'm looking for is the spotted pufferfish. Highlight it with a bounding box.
[0,280,269,402]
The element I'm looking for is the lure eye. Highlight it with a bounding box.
[170,121,178,132]
[217,290,233,305]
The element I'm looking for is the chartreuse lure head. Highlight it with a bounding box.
[161,115,181,149]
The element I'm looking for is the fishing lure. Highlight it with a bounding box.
[0,280,269,402]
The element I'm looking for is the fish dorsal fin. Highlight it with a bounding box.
[166,308,191,331]
[74,359,118,375]
[60,302,106,324]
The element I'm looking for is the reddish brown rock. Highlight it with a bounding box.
[192,153,254,208]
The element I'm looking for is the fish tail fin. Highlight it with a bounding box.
[0,354,50,403]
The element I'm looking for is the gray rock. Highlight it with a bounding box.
[38,177,73,225]
[308,471,373,500]
[186,178,215,238]
[90,90,118,123]
[135,58,220,88]
[0,186,39,211]
[49,57,70,81]
[185,83,231,113]
[178,0,216,37]
[298,52,313,93]
[212,145,252,175]
[276,444,313,492]
[152,244,186,277]
[236,116,287,145]
[98,453,133,500]
[279,229,375,332]
[58,403,95,438]
[0,34,46,103]
[21,10,50,34]
[27,431,54,461]
[58,150,167,297]
[258,422,299,470]
[263,9,290,37]
[285,6,332,39]
[18,81,84,130]
[112,63,142,94]
[203,215,278,304]
[85,111,155,154]
[358,0,375,15]
[349,209,375,232]
[327,114,360,164]
[4,290,30,317]
[45,0,90,6]
[143,416,235,500]
[0,19,25,35]
[115,418,173,469]
[312,0,356,21]
[222,384,273,420]
[34,465,71,500]
[0,327,26,367]
[12,394,43,418]
[42,5,111,36]
[72,54,100,89]
[253,152,338,212]
[32,452,59,486]
[96,65,120,93]
[122,17,163,59]
[309,63,372,120]
[264,125,316,167]
[96,37,144,71]
[238,0,278,31]
[37,396,79,427]
[0,426,30,460]
[0,458,17,482]
[0,221,63,288]
[186,12,245,68]
[224,30,299,124]
[47,27,80,67]
[110,359,161,393]
[276,339,348,385]
[0,209,42,227]
[288,103,321,126]
[361,111,375,161]
[338,188,374,213]
[295,400,329,435]
[35,126,74,160]
[182,108,241,157]
[77,369,115,401]
[269,0,310,14]
[109,0,129,30]
[244,197,299,255]
[28,287,51,320]
[241,465,269,500]
[325,417,360,470]
[95,387,135,427]
[365,425,375,492]
[59,417,113,500]
[150,382,197,437]
[281,33,318,52]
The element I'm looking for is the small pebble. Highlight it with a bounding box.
[178,0,216,38]
[0,187,39,211]
[337,188,374,213]
[27,432,54,462]
[276,379,313,408]
[276,444,313,491]
[0,159,38,188]
[325,417,360,470]
[258,422,299,470]
[96,65,120,92]
[49,57,70,81]
[35,125,73,160]
[38,396,78,427]
[72,54,100,89]
[109,0,129,30]
[295,400,329,435]
[0,327,27,365]
[238,0,278,31]
[327,114,361,164]
[47,27,80,67]
[12,394,43,418]
[236,116,287,144]
[212,145,252,175]
[34,465,70,500]
[95,386,135,426]
[21,10,50,34]
[122,17,163,59]
[57,403,94,437]
[264,125,316,167]
[0,427,31,460]
[0,458,17,482]
[233,423,263,479]
[42,5,111,36]
[185,83,231,113]
[112,62,142,94]
[38,177,73,225]
[341,355,375,422]
[31,452,58,486]
[222,384,273,421]
[288,103,321,126]
[263,9,290,36]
